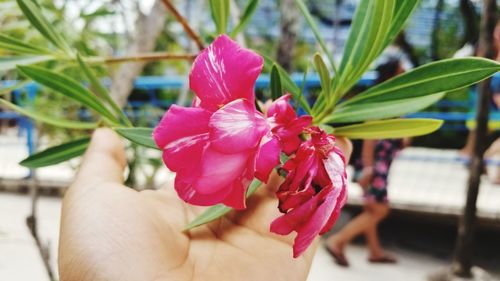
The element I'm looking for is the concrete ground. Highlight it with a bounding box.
[2,192,499,281]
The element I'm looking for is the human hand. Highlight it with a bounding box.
[58,128,352,281]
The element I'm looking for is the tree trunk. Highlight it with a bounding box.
[276,0,300,72]
[109,0,167,107]
[431,0,445,61]
[395,31,420,67]
[459,0,479,45]
[452,0,497,277]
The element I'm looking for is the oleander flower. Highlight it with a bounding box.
[153,35,280,209]
[266,94,312,155]
[270,127,347,257]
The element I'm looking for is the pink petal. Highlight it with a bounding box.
[190,35,263,111]
[195,146,249,194]
[293,186,339,257]
[222,165,254,210]
[254,135,280,183]
[209,99,269,153]
[174,169,234,206]
[154,105,211,171]
[268,94,296,122]
[270,191,321,235]
[320,185,347,234]
[323,147,347,189]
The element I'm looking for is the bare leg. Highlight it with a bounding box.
[327,203,389,256]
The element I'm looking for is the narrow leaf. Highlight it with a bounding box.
[114,127,158,150]
[0,55,53,72]
[230,0,260,37]
[20,137,90,168]
[313,53,331,102]
[384,0,420,47]
[0,33,50,54]
[338,0,395,94]
[0,98,97,129]
[270,64,282,100]
[333,118,443,139]
[261,53,312,114]
[77,54,130,126]
[209,0,230,34]
[16,0,71,53]
[326,93,445,123]
[17,65,118,123]
[184,179,262,230]
[294,0,336,73]
[343,58,500,106]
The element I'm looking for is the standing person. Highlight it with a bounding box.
[325,58,407,267]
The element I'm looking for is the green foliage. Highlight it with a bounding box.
[270,64,282,100]
[209,0,230,34]
[20,137,90,168]
[326,93,445,123]
[15,0,71,53]
[343,58,500,105]
[230,0,260,37]
[17,65,118,124]
[0,33,50,54]
[0,98,97,129]
[333,119,444,139]
[114,127,158,150]
[184,179,262,230]
[0,55,53,72]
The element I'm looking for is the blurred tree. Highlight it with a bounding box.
[109,0,167,107]
[459,0,479,46]
[431,0,445,61]
[452,0,497,278]
[276,0,299,72]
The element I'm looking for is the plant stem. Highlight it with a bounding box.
[160,0,205,50]
[92,53,197,64]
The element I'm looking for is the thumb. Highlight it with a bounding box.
[73,128,127,187]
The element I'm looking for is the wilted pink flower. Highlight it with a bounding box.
[153,35,280,209]
[267,94,312,155]
[270,127,347,257]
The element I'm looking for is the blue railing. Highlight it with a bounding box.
[0,73,496,157]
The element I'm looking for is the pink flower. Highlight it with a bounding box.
[270,127,347,257]
[267,95,312,155]
[153,35,280,209]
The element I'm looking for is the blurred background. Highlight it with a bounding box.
[1,0,499,280]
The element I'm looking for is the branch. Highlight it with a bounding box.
[92,52,197,64]
[160,0,205,50]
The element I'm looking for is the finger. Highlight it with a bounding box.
[336,136,353,162]
[73,128,127,187]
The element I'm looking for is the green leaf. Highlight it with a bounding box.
[261,53,311,114]
[326,93,445,123]
[20,137,90,168]
[0,33,51,54]
[114,127,158,150]
[333,118,443,139]
[16,0,71,53]
[313,53,331,102]
[343,58,500,106]
[209,0,230,34]
[338,0,395,94]
[17,65,118,123]
[230,0,259,37]
[0,98,97,129]
[77,54,131,126]
[294,0,336,73]
[270,64,282,100]
[0,55,53,72]
[184,179,262,230]
[384,0,420,47]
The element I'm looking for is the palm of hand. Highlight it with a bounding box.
[58,130,315,281]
